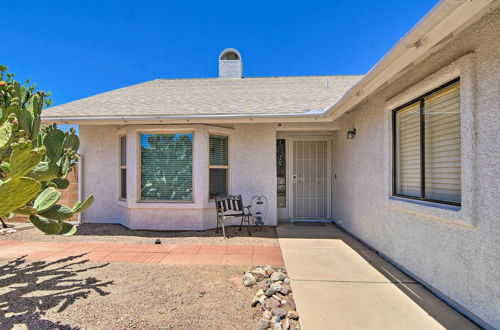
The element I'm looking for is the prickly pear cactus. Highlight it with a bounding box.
[0,65,93,235]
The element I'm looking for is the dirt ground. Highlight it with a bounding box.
[0,256,259,329]
[1,223,279,246]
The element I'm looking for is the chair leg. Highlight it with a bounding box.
[221,221,227,239]
[239,216,243,231]
[216,218,219,233]
[247,216,252,236]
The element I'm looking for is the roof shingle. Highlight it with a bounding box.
[42,75,362,118]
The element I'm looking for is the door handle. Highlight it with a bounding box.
[292,175,297,183]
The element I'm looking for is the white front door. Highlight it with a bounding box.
[289,137,331,219]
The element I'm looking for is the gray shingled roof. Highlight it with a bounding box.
[42,75,362,118]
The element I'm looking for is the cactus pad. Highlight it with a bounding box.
[43,127,65,161]
[59,221,77,236]
[64,133,80,151]
[29,215,62,235]
[0,178,41,216]
[27,162,59,182]
[39,204,75,221]
[34,187,61,212]
[51,178,70,189]
[72,195,94,213]
[0,121,12,149]
[10,145,42,178]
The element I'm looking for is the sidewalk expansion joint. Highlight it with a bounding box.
[290,278,417,284]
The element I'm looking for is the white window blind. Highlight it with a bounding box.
[140,133,193,201]
[210,135,228,166]
[424,84,461,203]
[209,135,228,199]
[394,80,461,205]
[395,102,421,197]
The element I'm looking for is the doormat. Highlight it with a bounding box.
[293,221,326,227]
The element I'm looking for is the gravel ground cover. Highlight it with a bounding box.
[244,266,301,330]
[0,256,259,329]
[0,223,279,246]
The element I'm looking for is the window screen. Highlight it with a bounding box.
[209,168,227,199]
[120,168,127,199]
[140,133,193,201]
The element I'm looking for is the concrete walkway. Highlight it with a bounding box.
[277,222,478,330]
[0,240,283,266]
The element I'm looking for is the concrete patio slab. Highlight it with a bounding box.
[282,246,414,283]
[278,225,367,250]
[291,281,478,330]
[277,222,478,330]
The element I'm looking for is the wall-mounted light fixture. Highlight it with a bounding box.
[347,128,356,140]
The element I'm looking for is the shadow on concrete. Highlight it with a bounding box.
[277,222,478,329]
[0,254,113,329]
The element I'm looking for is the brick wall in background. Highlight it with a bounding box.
[9,166,79,223]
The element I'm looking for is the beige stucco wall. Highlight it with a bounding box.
[331,8,500,328]
[80,125,125,223]
[230,124,278,224]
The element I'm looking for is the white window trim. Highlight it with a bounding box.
[384,53,477,228]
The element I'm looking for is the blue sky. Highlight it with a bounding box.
[4,0,437,107]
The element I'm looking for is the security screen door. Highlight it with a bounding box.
[290,137,331,219]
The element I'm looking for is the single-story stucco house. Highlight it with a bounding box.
[43,1,499,328]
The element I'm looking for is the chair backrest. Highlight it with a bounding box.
[215,195,244,213]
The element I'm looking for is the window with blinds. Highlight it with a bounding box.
[140,133,193,201]
[119,136,127,200]
[393,79,461,205]
[209,134,228,200]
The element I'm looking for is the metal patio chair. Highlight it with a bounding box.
[215,195,252,238]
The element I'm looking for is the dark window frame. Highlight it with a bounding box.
[208,134,229,201]
[119,135,127,200]
[392,77,461,207]
[276,139,286,208]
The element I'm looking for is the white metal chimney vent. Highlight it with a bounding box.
[219,48,242,78]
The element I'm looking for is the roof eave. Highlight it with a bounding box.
[41,112,332,125]
[323,0,499,121]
